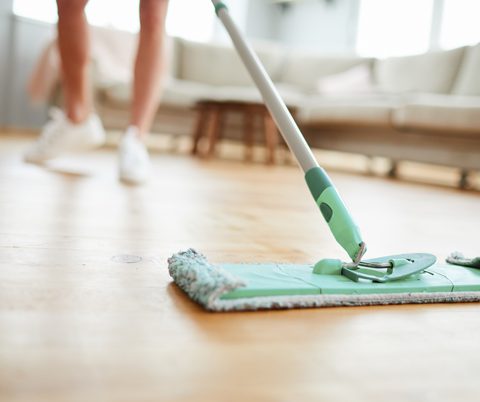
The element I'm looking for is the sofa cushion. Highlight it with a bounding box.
[374,47,466,94]
[104,79,216,107]
[393,93,480,133]
[164,36,182,80]
[90,26,137,87]
[316,63,375,95]
[103,79,304,109]
[177,39,283,87]
[299,94,400,126]
[452,43,480,96]
[90,31,180,87]
[206,83,304,106]
[280,51,372,92]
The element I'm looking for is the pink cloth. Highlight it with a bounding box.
[28,26,138,103]
[28,41,60,103]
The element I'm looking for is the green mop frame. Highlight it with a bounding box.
[166,1,480,311]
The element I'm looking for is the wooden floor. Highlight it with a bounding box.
[1,132,479,402]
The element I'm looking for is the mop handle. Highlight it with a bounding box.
[212,1,364,261]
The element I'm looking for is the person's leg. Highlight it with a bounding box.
[56,0,91,123]
[130,0,169,138]
[117,0,168,184]
[24,0,105,163]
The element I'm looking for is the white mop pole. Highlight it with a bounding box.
[211,0,319,173]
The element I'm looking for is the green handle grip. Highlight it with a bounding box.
[305,167,363,260]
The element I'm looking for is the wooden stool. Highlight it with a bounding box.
[191,100,295,165]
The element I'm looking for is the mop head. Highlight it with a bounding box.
[168,249,480,311]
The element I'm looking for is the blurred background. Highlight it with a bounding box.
[1,0,479,129]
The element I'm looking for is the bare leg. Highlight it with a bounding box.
[130,0,169,138]
[56,0,91,124]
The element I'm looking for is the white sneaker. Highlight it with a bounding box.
[118,126,150,184]
[24,108,106,163]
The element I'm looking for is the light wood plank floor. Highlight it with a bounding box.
[1,132,479,402]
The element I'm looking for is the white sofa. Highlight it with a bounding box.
[65,28,480,176]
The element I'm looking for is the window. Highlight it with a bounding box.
[439,0,480,49]
[86,0,140,32]
[166,0,214,42]
[356,0,434,57]
[13,0,215,41]
[13,0,58,25]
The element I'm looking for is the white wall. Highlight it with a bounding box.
[243,0,359,53]
[5,16,54,129]
[0,0,13,128]
[0,3,55,130]
[211,0,358,52]
[277,0,360,53]
[245,0,282,42]
[212,0,250,43]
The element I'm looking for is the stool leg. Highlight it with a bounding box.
[388,160,398,178]
[459,169,470,190]
[244,108,254,162]
[215,109,225,157]
[205,107,221,158]
[191,107,206,155]
[264,113,278,165]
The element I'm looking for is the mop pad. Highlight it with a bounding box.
[168,249,480,311]
[447,252,480,268]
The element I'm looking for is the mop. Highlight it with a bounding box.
[167,1,480,311]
